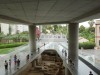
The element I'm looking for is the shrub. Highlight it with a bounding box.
[0,42,27,49]
[79,42,95,49]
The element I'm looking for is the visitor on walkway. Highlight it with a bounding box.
[65,50,67,59]
[44,43,45,46]
[38,47,40,53]
[89,71,93,75]
[17,59,20,69]
[4,60,8,70]
[69,58,72,64]
[62,49,64,56]
[26,54,29,62]
[9,59,11,68]
[14,54,17,65]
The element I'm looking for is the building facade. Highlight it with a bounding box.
[0,23,28,35]
[95,20,100,48]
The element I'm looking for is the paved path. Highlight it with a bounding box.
[79,49,100,70]
[54,42,97,75]
[0,41,46,75]
[0,42,99,75]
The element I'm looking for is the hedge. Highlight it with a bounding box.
[0,42,27,49]
[79,42,95,49]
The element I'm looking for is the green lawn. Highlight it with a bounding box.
[0,48,14,54]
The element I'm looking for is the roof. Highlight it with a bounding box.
[0,0,100,25]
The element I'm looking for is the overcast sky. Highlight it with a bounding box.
[79,21,90,28]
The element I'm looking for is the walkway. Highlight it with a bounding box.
[79,49,100,70]
[0,42,99,75]
[0,41,46,75]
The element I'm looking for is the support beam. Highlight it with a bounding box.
[70,6,100,22]
[29,25,36,55]
[68,23,79,74]
[34,21,69,25]
[65,67,72,75]
[0,14,32,24]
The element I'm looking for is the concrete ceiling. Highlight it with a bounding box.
[0,0,100,25]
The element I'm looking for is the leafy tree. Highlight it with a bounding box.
[42,24,67,35]
[88,20,95,33]
[42,25,54,33]
[9,25,12,35]
[54,25,58,31]
[88,20,94,28]
[0,24,1,33]
[79,21,95,42]
[0,32,5,43]
[79,25,85,33]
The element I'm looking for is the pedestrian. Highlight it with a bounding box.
[89,71,93,75]
[44,43,45,46]
[38,47,40,53]
[69,58,72,64]
[65,51,67,59]
[4,60,8,70]
[9,59,11,68]
[14,54,17,65]
[17,59,20,69]
[26,54,29,61]
[62,49,64,56]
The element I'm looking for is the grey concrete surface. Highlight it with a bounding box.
[0,42,99,75]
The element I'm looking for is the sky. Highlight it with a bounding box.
[62,21,91,28]
[79,21,90,28]
[79,19,100,28]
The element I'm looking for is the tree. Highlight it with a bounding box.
[79,25,85,33]
[79,23,95,42]
[88,20,94,28]
[88,20,95,33]
[42,25,54,33]
[0,24,1,33]
[9,24,12,35]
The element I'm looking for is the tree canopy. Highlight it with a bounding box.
[79,20,95,42]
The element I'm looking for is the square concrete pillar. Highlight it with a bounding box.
[29,25,36,55]
[68,23,79,74]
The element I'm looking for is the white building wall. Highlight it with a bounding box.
[10,24,17,34]
[17,24,28,33]
[95,20,100,48]
[1,23,9,35]
[0,23,28,35]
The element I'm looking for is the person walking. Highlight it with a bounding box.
[26,54,29,62]
[65,50,67,59]
[17,59,20,69]
[14,54,17,65]
[62,49,64,56]
[38,47,40,53]
[9,59,11,68]
[44,43,45,46]
[89,71,93,75]
[4,60,8,70]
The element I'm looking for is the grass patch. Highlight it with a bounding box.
[0,42,27,49]
[0,48,14,54]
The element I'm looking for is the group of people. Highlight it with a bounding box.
[4,54,20,70]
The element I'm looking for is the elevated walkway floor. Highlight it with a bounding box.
[0,42,45,75]
[0,42,99,75]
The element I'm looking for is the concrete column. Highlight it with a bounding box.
[29,25,36,55]
[39,25,42,33]
[65,67,72,75]
[68,23,79,74]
